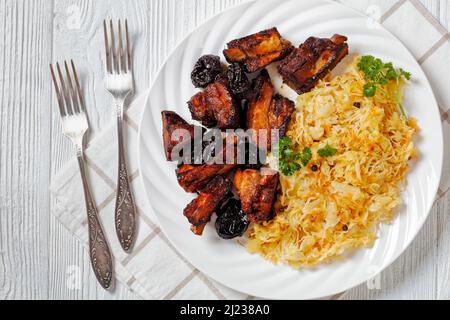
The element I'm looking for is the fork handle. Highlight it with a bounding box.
[115,101,137,252]
[77,154,113,290]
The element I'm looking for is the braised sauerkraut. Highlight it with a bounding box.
[247,57,419,268]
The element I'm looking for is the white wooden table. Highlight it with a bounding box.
[0,0,449,300]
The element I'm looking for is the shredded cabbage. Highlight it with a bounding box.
[247,57,419,268]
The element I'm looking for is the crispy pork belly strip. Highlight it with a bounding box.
[176,135,240,193]
[278,34,349,94]
[246,71,295,151]
[188,81,241,130]
[247,71,274,150]
[188,90,216,127]
[224,28,294,73]
[234,169,279,222]
[184,176,233,236]
[162,111,203,162]
[206,82,241,129]
[191,224,206,236]
[176,163,237,194]
[268,94,295,139]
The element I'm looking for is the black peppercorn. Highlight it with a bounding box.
[354,102,361,108]
[311,165,319,172]
[343,225,348,232]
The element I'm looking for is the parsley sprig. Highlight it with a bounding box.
[317,144,337,158]
[277,137,312,176]
[301,147,312,166]
[276,138,339,176]
[357,55,411,98]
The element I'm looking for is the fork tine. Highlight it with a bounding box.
[56,62,74,115]
[118,20,125,73]
[64,61,81,114]
[109,19,118,73]
[103,20,112,74]
[50,64,67,117]
[71,60,86,113]
[125,19,131,71]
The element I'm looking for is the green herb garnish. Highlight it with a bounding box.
[301,147,312,166]
[276,138,313,176]
[277,137,301,176]
[317,144,338,158]
[279,160,301,177]
[358,55,411,98]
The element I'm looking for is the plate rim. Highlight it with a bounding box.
[137,0,444,300]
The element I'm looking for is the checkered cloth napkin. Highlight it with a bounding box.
[51,0,450,300]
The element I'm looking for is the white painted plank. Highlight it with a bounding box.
[0,0,53,300]
[440,0,450,31]
[437,192,450,299]
[419,0,450,30]
[419,0,440,17]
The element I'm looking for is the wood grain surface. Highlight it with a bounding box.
[0,0,449,300]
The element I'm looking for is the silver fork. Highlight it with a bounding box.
[103,19,136,252]
[50,61,113,289]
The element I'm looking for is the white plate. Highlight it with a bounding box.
[138,0,443,300]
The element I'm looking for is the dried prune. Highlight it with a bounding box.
[191,55,223,88]
[227,63,251,96]
[216,199,249,240]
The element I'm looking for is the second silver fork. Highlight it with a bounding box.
[103,19,136,252]
[50,61,113,289]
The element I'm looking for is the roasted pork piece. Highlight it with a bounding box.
[176,135,240,193]
[176,163,237,194]
[162,111,204,162]
[188,81,241,129]
[278,34,349,94]
[247,71,274,149]
[246,71,295,151]
[184,176,233,236]
[223,28,294,73]
[234,169,279,222]
[269,94,296,138]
